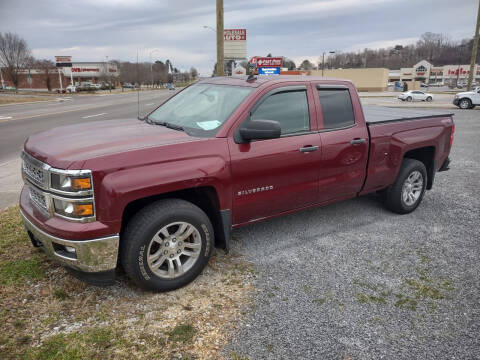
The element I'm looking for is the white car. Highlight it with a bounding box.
[66,85,76,93]
[398,90,433,102]
[453,87,480,109]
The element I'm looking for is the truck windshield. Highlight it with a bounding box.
[148,84,253,137]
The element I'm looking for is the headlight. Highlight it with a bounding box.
[454,95,459,99]
[50,171,93,195]
[53,198,95,219]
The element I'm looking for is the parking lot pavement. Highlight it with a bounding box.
[225,109,479,359]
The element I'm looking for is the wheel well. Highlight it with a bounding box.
[120,186,227,249]
[404,147,435,189]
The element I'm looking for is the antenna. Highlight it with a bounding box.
[137,49,140,120]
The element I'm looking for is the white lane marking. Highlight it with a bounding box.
[145,103,155,106]
[82,112,107,119]
[0,116,12,120]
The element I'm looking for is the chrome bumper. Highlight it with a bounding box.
[20,210,119,273]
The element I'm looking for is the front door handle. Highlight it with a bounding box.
[350,138,366,145]
[299,145,319,153]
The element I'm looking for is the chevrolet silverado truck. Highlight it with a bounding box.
[20,76,454,292]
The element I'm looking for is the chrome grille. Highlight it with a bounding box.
[29,186,48,212]
[22,152,49,188]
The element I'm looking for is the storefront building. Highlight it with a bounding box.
[389,60,480,86]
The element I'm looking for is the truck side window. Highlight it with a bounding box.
[251,90,310,135]
[317,89,355,129]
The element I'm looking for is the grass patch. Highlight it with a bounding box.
[168,324,196,344]
[313,298,326,306]
[355,292,387,304]
[23,327,119,360]
[0,258,45,285]
[53,288,69,301]
[0,206,29,257]
[229,350,249,360]
[0,96,52,105]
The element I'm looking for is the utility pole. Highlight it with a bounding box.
[467,0,480,91]
[216,0,224,76]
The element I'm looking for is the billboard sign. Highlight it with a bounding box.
[55,56,72,67]
[224,29,247,60]
[258,67,281,75]
[256,57,282,68]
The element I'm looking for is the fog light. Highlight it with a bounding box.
[65,246,76,254]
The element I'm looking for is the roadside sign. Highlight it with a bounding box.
[224,29,247,60]
[256,57,282,68]
[55,56,72,67]
[258,67,281,75]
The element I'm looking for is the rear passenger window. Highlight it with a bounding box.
[251,90,310,135]
[317,89,355,129]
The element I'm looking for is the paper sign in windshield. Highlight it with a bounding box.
[196,120,221,130]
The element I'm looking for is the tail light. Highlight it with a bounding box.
[450,123,455,147]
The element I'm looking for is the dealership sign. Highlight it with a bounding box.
[224,29,247,60]
[55,56,72,67]
[258,67,280,75]
[256,57,282,68]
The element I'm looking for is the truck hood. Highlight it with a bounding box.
[456,91,475,96]
[24,119,198,169]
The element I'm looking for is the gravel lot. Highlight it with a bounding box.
[225,109,479,359]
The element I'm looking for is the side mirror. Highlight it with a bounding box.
[239,119,281,141]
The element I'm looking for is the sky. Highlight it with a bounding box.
[0,0,478,76]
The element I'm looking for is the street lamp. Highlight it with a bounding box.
[149,49,161,88]
[321,51,335,76]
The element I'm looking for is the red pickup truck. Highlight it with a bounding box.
[20,76,454,291]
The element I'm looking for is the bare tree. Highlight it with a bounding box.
[0,32,32,90]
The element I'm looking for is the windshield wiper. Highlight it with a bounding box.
[152,120,184,132]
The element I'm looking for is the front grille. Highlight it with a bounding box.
[29,186,48,212]
[22,153,48,188]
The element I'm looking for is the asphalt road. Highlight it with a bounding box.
[0,90,177,210]
[225,109,479,359]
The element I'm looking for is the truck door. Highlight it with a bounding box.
[228,84,321,225]
[313,84,369,203]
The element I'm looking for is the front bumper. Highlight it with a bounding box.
[453,98,460,106]
[21,209,119,273]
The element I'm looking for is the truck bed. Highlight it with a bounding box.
[363,105,453,125]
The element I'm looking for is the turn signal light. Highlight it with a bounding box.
[73,204,94,217]
[71,177,92,190]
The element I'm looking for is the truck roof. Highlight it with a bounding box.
[198,75,353,88]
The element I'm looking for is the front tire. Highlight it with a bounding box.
[406,96,412,102]
[385,159,427,214]
[459,98,472,109]
[426,96,432,102]
[121,199,214,292]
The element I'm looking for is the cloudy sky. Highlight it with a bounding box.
[0,0,477,75]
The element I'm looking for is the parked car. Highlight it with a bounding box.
[453,86,480,109]
[20,76,454,291]
[66,85,76,93]
[122,83,135,89]
[398,90,433,102]
[167,83,176,90]
[420,82,429,88]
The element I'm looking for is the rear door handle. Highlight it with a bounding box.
[299,145,319,153]
[350,138,366,145]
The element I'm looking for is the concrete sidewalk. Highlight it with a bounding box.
[0,158,22,210]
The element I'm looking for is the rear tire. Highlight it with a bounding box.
[385,159,427,214]
[121,199,214,292]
